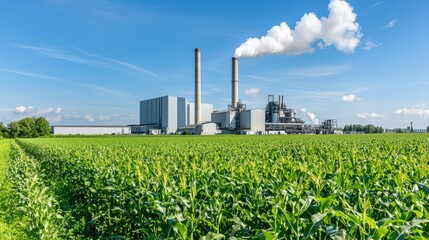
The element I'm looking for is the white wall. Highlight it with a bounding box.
[240,109,265,132]
[187,103,214,125]
[53,126,131,135]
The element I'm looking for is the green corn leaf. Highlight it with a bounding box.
[200,232,225,240]
[304,212,326,239]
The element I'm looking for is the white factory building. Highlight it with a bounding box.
[52,125,131,135]
[136,95,213,134]
[211,109,265,133]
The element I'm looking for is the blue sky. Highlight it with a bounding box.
[0,0,428,129]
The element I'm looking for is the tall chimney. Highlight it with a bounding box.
[195,48,201,125]
[232,57,238,108]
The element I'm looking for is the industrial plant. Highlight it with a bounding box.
[52,48,338,135]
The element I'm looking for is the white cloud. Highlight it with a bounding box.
[395,103,429,118]
[15,106,34,113]
[98,115,111,121]
[36,108,54,115]
[356,112,384,119]
[15,106,27,113]
[362,40,382,50]
[342,94,358,102]
[48,115,63,123]
[383,19,397,29]
[235,0,361,58]
[15,106,62,116]
[84,115,95,122]
[244,88,260,96]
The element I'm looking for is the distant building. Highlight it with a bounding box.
[187,103,213,125]
[52,125,131,135]
[211,108,265,133]
[139,95,213,134]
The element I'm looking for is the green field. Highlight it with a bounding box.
[2,134,429,239]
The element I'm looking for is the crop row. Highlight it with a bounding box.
[12,135,429,239]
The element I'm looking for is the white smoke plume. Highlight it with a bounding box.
[306,112,319,125]
[301,108,319,125]
[235,0,362,58]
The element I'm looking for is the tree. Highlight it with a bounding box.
[427,126,429,133]
[18,117,37,138]
[5,117,51,138]
[35,117,51,136]
[0,122,9,138]
[8,121,20,138]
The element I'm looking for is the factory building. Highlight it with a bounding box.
[138,95,213,134]
[211,109,265,133]
[239,109,265,132]
[211,57,265,134]
[187,103,213,125]
[139,96,186,134]
[52,125,131,135]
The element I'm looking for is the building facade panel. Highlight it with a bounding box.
[53,126,131,135]
[187,103,213,125]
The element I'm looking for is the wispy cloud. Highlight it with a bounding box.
[383,19,397,29]
[16,45,103,66]
[0,68,67,83]
[15,44,159,78]
[15,105,62,116]
[245,65,348,83]
[289,87,368,102]
[369,2,382,9]
[357,112,384,119]
[244,88,260,96]
[282,66,347,79]
[82,83,138,100]
[245,75,278,83]
[73,47,159,77]
[1,67,137,100]
[204,67,226,74]
[362,40,382,50]
[395,103,429,118]
[364,2,382,14]
[293,90,345,100]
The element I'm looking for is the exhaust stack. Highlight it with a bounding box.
[194,48,201,125]
[232,57,238,108]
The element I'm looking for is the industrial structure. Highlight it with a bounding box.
[211,57,265,134]
[264,95,308,134]
[52,125,131,135]
[51,47,339,136]
[263,94,338,134]
[137,48,266,135]
[136,95,213,134]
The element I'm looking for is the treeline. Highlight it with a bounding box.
[343,124,384,133]
[0,117,51,138]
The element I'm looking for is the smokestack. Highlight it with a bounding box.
[195,48,201,125]
[232,57,238,108]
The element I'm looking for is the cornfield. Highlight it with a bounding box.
[3,134,429,239]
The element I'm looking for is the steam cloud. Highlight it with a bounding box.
[301,108,319,125]
[235,0,361,58]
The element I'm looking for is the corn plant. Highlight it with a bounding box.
[8,134,429,239]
